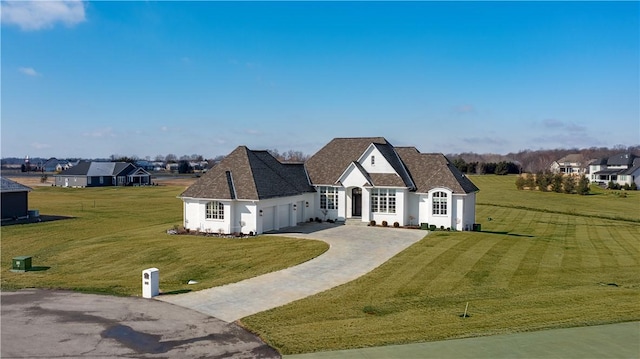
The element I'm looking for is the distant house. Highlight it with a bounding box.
[550,154,586,175]
[39,158,73,172]
[1,177,32,220]
[135,160,155,171]
[54,161,152,187]
[181,137,479,235]
[589,153,640,187]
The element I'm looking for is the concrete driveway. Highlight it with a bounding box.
[158,223,426,322]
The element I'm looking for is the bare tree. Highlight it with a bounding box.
[165,154,177,163]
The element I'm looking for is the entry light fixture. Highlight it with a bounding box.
[259,209,263,216]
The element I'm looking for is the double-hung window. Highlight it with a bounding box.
[432,192,447,215]
[320,187,339,210]
[206,201,224,220]
[371,188,396,213]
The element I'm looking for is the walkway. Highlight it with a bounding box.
[284,321,640,359]
[157,223,425,322]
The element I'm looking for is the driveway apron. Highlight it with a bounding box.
[157,224,426,322]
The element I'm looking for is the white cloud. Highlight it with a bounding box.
[1,1,86,31]
[19,67,40,76]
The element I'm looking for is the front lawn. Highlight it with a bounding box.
[241,176,640,354]
[1,185,328,295]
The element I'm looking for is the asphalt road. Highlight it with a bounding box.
[1,289,279,358]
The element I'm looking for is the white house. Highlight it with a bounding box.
[550,154,586,175]
[181,137,479,234]
[589,153,640,188]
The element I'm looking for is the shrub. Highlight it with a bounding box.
[429,225,436,231]
[631,183,638,190]
[551,173,564,193]
[577,175,590,195]
[369,220,376,226]
[524,173,535,189]
[382,221,388,227]
[440,225,445,231]
[515,176,525,190]
[393,222,400,228]
[563,175,576,194]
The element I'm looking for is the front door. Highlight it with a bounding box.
[352,188,362,217]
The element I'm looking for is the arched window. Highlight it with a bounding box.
[432,192,447,215]
[206,201,224,219]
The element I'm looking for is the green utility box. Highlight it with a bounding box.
[420,223,429,230]
[473,223,482,232]
[11,256,32,272]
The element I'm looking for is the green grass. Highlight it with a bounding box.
[1,185,328,296]
[472,175,640,223]
[241,175,640,354]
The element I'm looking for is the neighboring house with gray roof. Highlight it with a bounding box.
[589,153,640,187]
[41,158,73,172]
[54,161,152,187]
[549,154,586,175]
[1,177,32,220]
[181,137,479,234]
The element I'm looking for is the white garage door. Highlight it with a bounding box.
[278,204,290,229]
[296,201,304,223]
[262,206,275,232]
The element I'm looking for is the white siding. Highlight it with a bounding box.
[183,199,231,234]
[426,188,453,230]
[359,145,396,174]
[463,193,476,230]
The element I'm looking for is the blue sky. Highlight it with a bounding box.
[2,1,638,159]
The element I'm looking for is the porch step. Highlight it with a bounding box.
[345,218,368,226]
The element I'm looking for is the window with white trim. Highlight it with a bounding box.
[206,201,224,219]
[319,187,338,210]
[432,191,447,215]
[371,188,396,213]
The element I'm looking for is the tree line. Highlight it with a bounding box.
[448,145,640,174]
[515,172,591,195]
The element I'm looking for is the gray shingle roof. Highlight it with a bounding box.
[556,154,584,164]
[181,146,315,200]
[607,153,637,166]
[305,137,414,188]
[395,147,479,194]
[183,138,480,200]
[58,161,137,176]
[306,137,387,185]
[0,177,32,193]
[58,161,91,175]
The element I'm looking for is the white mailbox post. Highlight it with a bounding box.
[142,268,159,298]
